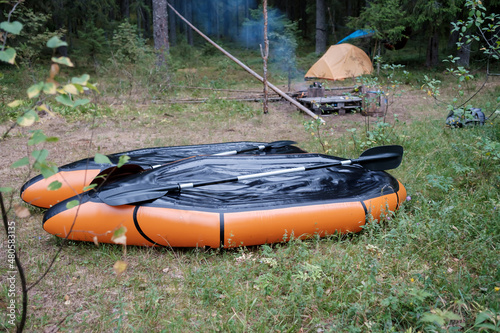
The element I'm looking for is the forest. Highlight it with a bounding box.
[2,0,500,69]
[1,0,499,332]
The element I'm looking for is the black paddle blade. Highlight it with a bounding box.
[99,184,174,206]
[268,140,297,148]
[234,140,297,154]
[353,145,403,170]
[90,164,146,188]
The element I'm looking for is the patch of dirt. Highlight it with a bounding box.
[0,85,439,192]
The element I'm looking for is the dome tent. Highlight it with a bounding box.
[305,43,373,81]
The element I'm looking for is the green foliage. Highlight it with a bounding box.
[474,308,500,332]
[7,7,66,66]
[0,20,22,34]
[303,118,333,154]
[452,0,500,60]
[77,21,109,65]
[110,20,151,64]
[348,116,404,150]
[94,153,113,165]
[347,0,407,43]
[412,0,463,30]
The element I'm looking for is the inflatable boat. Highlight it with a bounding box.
[21,141,304,208]
[42,147,406,248]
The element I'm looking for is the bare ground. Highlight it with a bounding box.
[0,84,440,190]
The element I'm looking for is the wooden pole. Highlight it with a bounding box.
[166,2,324,123]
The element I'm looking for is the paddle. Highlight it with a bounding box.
[99,145,404,207]
[90,140,297,187]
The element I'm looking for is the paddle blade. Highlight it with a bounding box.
[353,145,404,170]
[268,140,297,148]
[99,185,171,206]
[91,164,146,188]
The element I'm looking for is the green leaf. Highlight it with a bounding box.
[55,94,74,107]
[46,36,67,49]
[48,181,62,191]
[71,83,85,93]
[421,313,445,326]
[71,74,90,85]
[0,48,16,64]
[117,155,130,168]
[86,82,99,93]
[63,84,79,95]
[11,156,29,168]
[17,110,38,127]
[83,184,98,191]
[0,21,23,34]
[51,56,74,67]
[112,226,128,245]
[7,100,22,108]
[27,82,44,99]
[45,136,59,143]
[28,130,48,145]
[0,187,13,193]
[94,153,112,165]
[43,82,57,95]
[39,164,58,179]
[73,98,90,108]
[32,149,49,162]
[476,323,500,330]
[474,310,497,326]
[66,199,79,210]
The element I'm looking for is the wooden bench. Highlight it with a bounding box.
[297,95,363,115]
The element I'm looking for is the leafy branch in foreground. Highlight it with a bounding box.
[452,0,500,61]
[1,7,105,331]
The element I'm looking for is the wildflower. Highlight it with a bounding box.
[406,196,411,201]
[495,287,499,292]
[411,278,414,282]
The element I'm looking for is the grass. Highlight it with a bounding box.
[0,47,499,332]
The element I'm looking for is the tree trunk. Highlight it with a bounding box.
[450,28,470,67]
[262,0,269,114]
[144,0,152,39]
[426,29,439,68]
[52,0,68,56]
[121,0,130,19]
[137,6,143,37]
[152,0,169,67]
[328,6,337,42]
[457,43,470,67]
[315,0,327,54]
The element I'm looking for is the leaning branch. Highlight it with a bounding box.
[166,2,324,123]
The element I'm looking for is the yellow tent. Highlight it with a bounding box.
[305,43,373,81]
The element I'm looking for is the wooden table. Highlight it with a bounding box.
[297,96,362,115]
